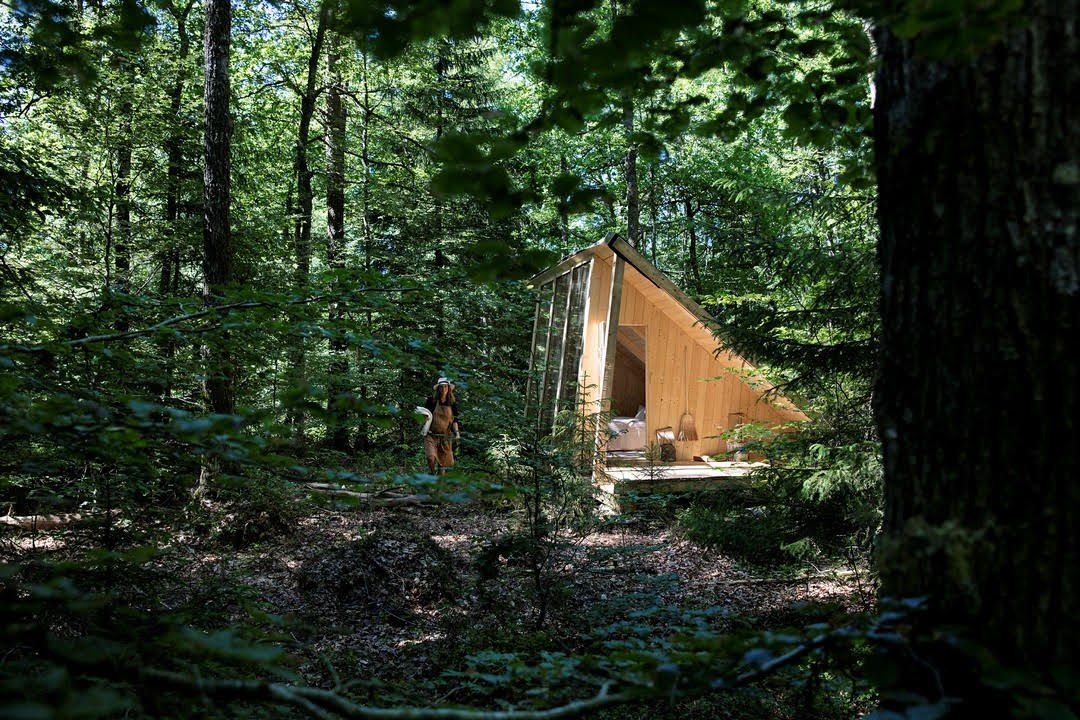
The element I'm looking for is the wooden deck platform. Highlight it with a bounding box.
[597,460,766,501]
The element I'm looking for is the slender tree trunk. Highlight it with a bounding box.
[623,103,639,247]
[355,45,374,452]
[559,152,571,245]
[160,0,193,400]
[432,47,447,341]
[648,161,658,263]
[284,3,329,443]
[610,0,639,247]
[873,1,1078,711]
[114,99,132,296]
[292,2,328,272]
[201,0,234,416]
[162,0,193,298]
[683,198,700,292]
[325,34,349,451]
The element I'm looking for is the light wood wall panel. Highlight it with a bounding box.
[615,266,803,455]
[578,256,612,409]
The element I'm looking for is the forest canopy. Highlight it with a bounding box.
[1,0,1076,719]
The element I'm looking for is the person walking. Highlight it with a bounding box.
[423,378,460,474]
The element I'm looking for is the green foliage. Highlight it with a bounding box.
[0,0,155,90]
[210,475,308,547]
[678,435,882,568]
[0,551,292,719]
[484,384,602,626]
[0,0,907,716]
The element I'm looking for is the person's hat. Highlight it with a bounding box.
[434,377,455,390]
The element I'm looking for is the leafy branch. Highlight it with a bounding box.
[3,287,421,354]
[143,629,844,720]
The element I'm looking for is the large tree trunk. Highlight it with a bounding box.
[284,3,329,443]
[325,34,349,452]
[873,0,1078,710]
[201,0,234,415]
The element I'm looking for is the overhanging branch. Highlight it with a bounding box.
[4,287,420,354]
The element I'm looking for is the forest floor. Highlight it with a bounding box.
[187,502,871,698]
[5,500,875,710]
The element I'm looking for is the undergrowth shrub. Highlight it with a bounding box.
[211,475,307,547]
[296,524,458,624]
[677,441,882,569]
[485,382,602,628]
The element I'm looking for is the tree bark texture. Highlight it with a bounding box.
[285,4,329,441]
[325,35,349,451]
[873,0,1078,702]
[201,0,234,414]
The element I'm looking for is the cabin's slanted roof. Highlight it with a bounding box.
[531,234,717,331]
[529,233,807,419]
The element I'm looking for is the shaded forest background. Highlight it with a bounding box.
[1,0,1075,718]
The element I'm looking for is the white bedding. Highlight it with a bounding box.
[606,407,647,451]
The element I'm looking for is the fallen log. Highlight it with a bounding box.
[0,509,121,530]
[302,483,435,507]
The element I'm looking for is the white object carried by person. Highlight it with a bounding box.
[415,406,433,436]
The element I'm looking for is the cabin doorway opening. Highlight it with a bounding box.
[607,325,647,452]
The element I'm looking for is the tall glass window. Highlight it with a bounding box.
[539,272,572,431]
[525,281,554,418]
[527,259,592,435]
[555,263,590,419]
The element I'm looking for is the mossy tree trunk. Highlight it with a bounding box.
[873,0,1078,709]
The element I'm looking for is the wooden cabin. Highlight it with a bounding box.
[527,234,807,485]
